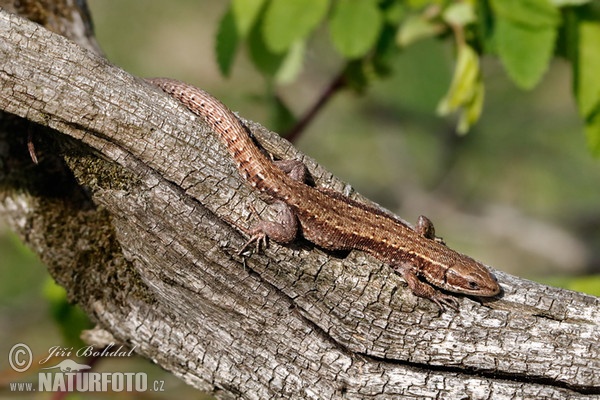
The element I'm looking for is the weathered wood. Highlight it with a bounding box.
[0,8,599,399]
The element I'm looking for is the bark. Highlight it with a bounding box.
[0,7,599,400]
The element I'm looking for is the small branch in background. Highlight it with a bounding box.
[284,72,347,143]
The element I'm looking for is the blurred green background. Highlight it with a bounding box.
[1,1,599,398]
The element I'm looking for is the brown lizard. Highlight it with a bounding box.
[146,78,501,311]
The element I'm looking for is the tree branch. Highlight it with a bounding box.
[284,71,346,143]
[0,9,599,399]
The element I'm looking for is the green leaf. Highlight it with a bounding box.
[491,0,560,90]
[43,279,92,347]
[491,0,560,28]
[443,2,476,27]
[438,44,480,114]
[550,0,591,6]
[263,0,329,53]
[382,1,406,25]
[585,109,600,157]
[458,80,485,134]
[543,274,600,296]
[576,21,600,117]
[216,8,239,77]
[495,18,557,89]
[248,13,286,77]
[373,24,400,78]
[397,14,444,47]
[232,0,267,38]
[573,18,600,155]
[476,0,496,54]
[568,274,600,296]
[438,44,484,133]
[407,0,438,8]
[330,0,383,58]
[343,60,371,93]
[275,40,306,84]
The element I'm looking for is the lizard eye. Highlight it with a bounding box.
[467,281,480,290]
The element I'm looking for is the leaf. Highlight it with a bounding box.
[437,44,484,133]
[330,0,383,58]
[495,18,557,89]
[491,0,560,90]
[343,60,371,93]
[232,0,267,38]
[216,8,239,77]
[476,0,496,54]
[573,19,600,155]
[576,21,600,117]
[248,13,286,77]
[550,0,591,6]
[568,274,600,296]
[43,278,92,347]
[443,2,476,27]
[457,80,485,134]
[406,0,435,8]
[373,24,400,78]
[382,1,406,25]
[543,274,600,296]
[491,0,560,28]
[397,14,444,47]
[438,44,480,115]
[275,40,306,84]
[263,0,329,53]
[585,111,600,157]
[569,275,600,296]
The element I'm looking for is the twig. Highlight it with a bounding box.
[284,72,346,143]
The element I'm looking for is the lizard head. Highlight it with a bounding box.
[441,258,501,296]
[419,250,501,297]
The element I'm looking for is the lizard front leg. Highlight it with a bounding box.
[398,266,460,312]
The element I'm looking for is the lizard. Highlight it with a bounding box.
[146,77,501,311]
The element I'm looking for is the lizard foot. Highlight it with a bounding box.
[400,268,460,313]
[238,230,268,256]
[237,201,298,256]
[428,293,460,313]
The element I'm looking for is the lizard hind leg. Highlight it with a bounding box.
[273,159,309,183]
[238,201,299,255]
[416,215,446,245]
[238,159,306,256]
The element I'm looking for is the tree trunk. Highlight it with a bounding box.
[0,6,599,399]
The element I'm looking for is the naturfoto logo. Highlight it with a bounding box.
[7,343,164,394]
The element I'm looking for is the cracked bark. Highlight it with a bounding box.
[0,6,599,400]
